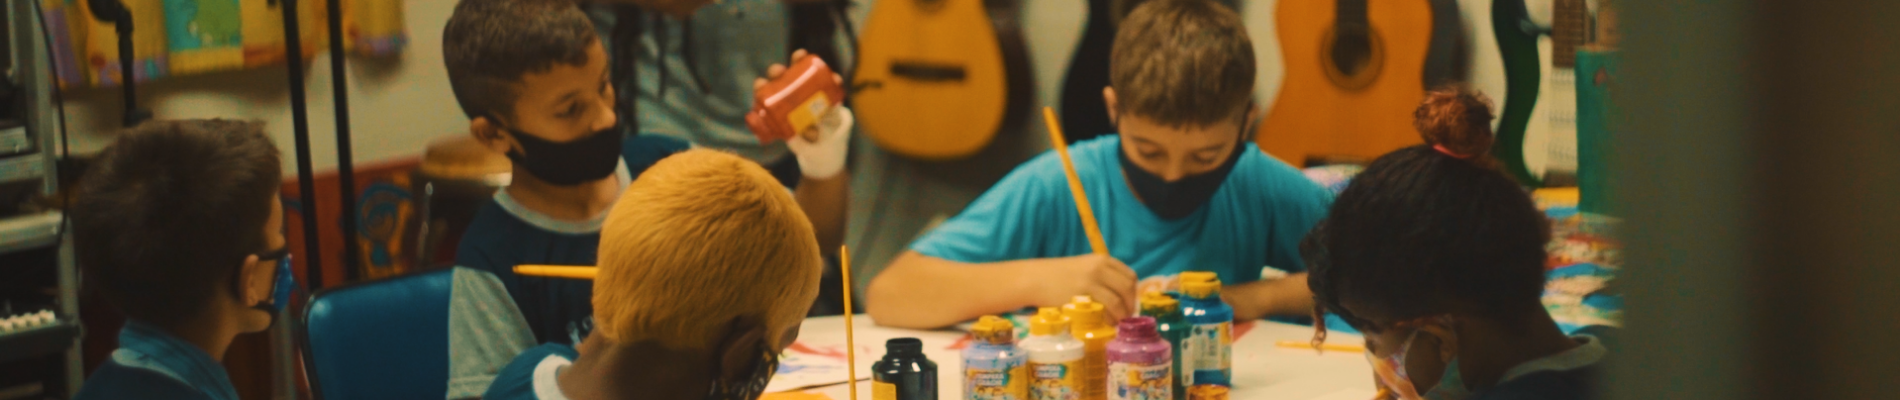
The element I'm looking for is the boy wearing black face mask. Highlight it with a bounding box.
[484,149,824,400]
[71,120,293,400]
[865,0,1333,329]
[441,0,852,353]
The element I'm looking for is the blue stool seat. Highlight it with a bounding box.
[300,268,455,399]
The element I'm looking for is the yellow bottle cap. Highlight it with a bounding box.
[971,315,1015,344]
[1180,271,1222,299]
[1029,307,1071,336]
[1139,290,1179,315]
[1063,297,1106,330]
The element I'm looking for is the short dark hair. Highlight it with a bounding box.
[1304,87,1548,332]
[443,0,600,120]
[1110,0,1255,128]
[73,120,282,327]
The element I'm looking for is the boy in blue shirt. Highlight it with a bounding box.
[70,120,295,400]
[864,0,1333,329]
[485,149,825,400]
[441,0,850,348]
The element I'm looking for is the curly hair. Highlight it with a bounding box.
[1304,87,1549,333]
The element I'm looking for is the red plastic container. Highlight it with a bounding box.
[746,56,845,143]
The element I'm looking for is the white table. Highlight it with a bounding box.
[778,316,1374,400]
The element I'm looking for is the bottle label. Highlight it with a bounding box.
[1029,360,1082,400]
[966,362,1029,400]
[1107,361,1172,400]
[1181,321,1232,386]
[874,380,898,400]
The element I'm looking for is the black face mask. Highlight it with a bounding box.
[494,119,624,186]
[1117,115,1249,220]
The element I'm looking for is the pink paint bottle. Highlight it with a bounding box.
[1106,317,1172,400]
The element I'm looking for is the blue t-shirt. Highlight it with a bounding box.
[911,135,1333,286]
[483,343,581,400]
[75,321,239,400]
[456,135,690,345]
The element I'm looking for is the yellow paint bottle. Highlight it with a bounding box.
[1063,296,1117,400]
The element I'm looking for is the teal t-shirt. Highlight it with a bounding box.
[910,135,1333,287]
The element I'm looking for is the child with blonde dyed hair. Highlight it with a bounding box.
[484,149,826,400]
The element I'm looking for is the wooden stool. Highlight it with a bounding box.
[409,136,510,270]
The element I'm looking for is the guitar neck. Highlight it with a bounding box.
[1551,0,1588,68]
[1336,0,1370,31]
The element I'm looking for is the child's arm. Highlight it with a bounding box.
[865,251,1138,329]
[1220,273,1316,322]
[764,50,851,250]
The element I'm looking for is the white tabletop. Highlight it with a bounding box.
[776,316,1375,400]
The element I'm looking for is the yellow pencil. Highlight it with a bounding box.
[1275,340,1366,353]
[841,246,858,400]
[1041,107,1109,255]
[514,265,597,280]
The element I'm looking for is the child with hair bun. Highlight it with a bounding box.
[1303,87,1605,400]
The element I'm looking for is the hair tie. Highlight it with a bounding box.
[1433,144,1474,159]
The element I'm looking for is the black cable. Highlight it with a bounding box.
[277,0,324,291]
[325,0,360,280]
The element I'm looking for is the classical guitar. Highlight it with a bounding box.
[853,0,1034,160]
[1492,0,1588,185]
[1258,0,1436,167]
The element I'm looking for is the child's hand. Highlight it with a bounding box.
[756,49,852,179]
[1029,254,1139,321]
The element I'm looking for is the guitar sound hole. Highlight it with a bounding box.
[1331,29,1373,76]
[891,62,968,82]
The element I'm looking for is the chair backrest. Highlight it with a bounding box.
[299,268,456,400]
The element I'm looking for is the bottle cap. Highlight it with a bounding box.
[885,338,924,356]
[1180,272,1222,299]
[1063,297,1107,330]
[1029,307,1071,336]
[1116,316,1159,339]
[1139,290,1180,317]
[971,315,1016,345]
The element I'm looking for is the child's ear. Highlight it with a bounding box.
[469,117,515,154]
[1102,87,1120,125]
[236,254,270,306]
[715,316,769,383]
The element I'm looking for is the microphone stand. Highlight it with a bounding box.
[85,0,148,127]
[275,0,324,290]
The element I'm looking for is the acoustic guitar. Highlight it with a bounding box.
[1257,0,1435,167]
[853,0,1034,160]
[1492,0,1588,185]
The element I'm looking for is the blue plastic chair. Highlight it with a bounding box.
[299,268,455,399]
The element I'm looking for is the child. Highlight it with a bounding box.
[865,0,1333,328]
[70,120,292,400]
[484,149,825,400]
[440,0,850,347]
[1304,88,1604,400]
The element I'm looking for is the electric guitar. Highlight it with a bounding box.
[1257,0,1436,167]
[853,0,1034,160]
[1492,0,1587,185]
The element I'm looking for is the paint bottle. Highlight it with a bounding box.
[876,338,939,400]
[1177,272,1233,388]
[965,315,1030,400]
[746,55,845,143]
[1138,291,1186,400]
[1107,316,1172,400]
[1062,296,1117,400]
[1022,308,1085,400]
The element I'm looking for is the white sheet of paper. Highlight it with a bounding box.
[1305,388,1379,400]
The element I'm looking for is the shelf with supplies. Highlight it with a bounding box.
[0,311,77,365]
[0,211,60,256]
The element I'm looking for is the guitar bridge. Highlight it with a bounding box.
[890,62,968,81]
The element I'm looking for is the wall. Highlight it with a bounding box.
[53,0,465,173]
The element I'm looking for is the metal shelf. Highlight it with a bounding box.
[0,211,59,256]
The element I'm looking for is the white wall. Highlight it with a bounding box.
[55,0,465,173]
